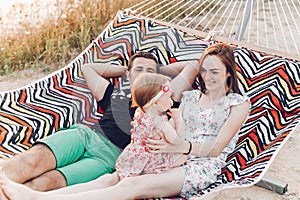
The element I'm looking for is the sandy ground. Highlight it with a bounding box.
[0,69,300,200]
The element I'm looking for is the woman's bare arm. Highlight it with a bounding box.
[147,101,250,156]
[191,101,250,157]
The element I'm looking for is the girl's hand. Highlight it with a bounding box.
[130,120,137,134]
[167,108,182,122]
[130,109,141,134]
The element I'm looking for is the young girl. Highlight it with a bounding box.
[116,73,187,179]
[0,43,250,200]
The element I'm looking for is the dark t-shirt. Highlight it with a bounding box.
[92,79,179,150]
[92,80,136,150]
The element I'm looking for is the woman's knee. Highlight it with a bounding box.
[94,173,119,187]
[118,176,137,187]
[116,177,142,198]
[116,169,185,199]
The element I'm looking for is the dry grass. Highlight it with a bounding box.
[0,0,140,75]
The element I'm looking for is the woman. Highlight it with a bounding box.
[0,43,250,200]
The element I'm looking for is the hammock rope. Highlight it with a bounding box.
[194,0,223,31]
[209,0,233,35]
[162,0,194,22]
[152,0,184,20]
[279,0,299,55]
[229,0,244,39]
[146,0,174,17]
[169,0,200,23]
[262,1,268,48]
[221,0,238,37]
[129,0,300,57]
[274,1,289,54]
[266,0,279,51]
[185,0,214,28]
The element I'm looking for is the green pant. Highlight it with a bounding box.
[37,124,121,186]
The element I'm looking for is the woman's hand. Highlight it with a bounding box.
[146,132,187,154]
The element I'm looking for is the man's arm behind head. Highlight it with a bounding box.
[160,60,200,102]
[82,63,127,101]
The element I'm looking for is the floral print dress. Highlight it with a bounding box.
[180,90,249,198]
[115,107,174,180]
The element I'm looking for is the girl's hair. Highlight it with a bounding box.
[131,73,171,108]
[128,52,159,72]
[198,43,240,94]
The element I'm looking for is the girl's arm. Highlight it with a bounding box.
[155,108,184,145]
[156,122,182,145]
[167,108,185,139]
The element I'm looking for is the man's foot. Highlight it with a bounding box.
[0,188,9,200]
[0,168,37,200]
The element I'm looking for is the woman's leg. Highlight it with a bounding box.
[116,167,185,199]
[46,172,120,195]
[0,167,185,200]
[173,154,188,167]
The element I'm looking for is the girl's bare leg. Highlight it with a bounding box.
[0,188,9,200]
[116,167,185,199]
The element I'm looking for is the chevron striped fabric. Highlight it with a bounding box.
[0,11,300,198]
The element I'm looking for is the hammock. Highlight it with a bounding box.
[0,10,299,199]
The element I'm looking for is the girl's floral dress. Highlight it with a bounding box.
[115,107,174,180]
[180,90,249,198]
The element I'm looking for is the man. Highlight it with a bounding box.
[0,52,199,191]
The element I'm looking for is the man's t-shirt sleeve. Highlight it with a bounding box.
[97,83,114,113]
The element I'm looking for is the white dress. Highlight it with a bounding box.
[180,90,249,198]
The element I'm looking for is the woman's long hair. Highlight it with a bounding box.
[197,43,240,94]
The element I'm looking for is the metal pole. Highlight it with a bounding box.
[234,0,256,40]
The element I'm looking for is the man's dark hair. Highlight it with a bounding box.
[128,52,159,72]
